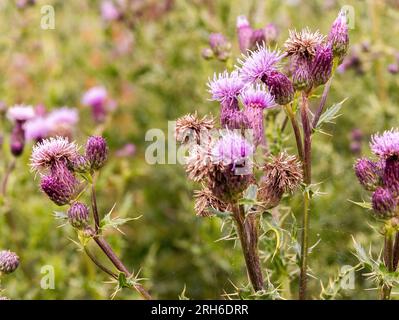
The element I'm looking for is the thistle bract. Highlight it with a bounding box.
[0,250,19,274]
[68,202,90,229]
[86,136,108,170]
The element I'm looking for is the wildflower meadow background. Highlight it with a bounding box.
[0,0,399,300]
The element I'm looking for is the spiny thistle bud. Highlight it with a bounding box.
[372,187,397,219]
[208,33,231,61]
[236,15,253,53]
[68,202,90,229]
[223,110,251,133]
[40,171,78,206]
[175,112,214,145]
[292,57,313,92]
[383,156,399,195]
[193,188,228,217]
[354,158,382,191]
[258,153,303,209]
[0,250,19,274]
[263,70,294,105]
[85,136,108,170]
[310,44,333,88]
[71,155,91,174]
[328,10,349,60]
[10,122,25,157]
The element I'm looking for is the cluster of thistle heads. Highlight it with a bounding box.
[174,10,350,216]
[355,129,399,220]
[30,136,108,230]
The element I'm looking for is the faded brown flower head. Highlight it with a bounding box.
[194,187,228,217]
[175,112,214,145]
[258,152,303,209]
[284,28,325,59]
[184,144,217,182]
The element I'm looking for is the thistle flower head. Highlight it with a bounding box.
[383,156,399,195]
[0,250,19,274]
[185,144,216,182]
[262,152,303,194]
[354,158,383,191]
[240,84,275,109]
[222,110,250,132]
[310,44,333,87]
[291,57,313,91]
[85,136,108,170]
[30,137,79,173]
[40,170,79,206]
[10,122,25,157]
[175,112,214,144]
[370,129,399,159]
[284,28,325,59]
[263,70,294,105]
[372,187,397,219]
[71,155,91,174]
[238,45,283,83]
[46,107,79,127]
[212,131,254,167]
[236,15,253,52]
[328,10,349,60]
[68,202,90,229]
[24,117,49,142]
[209,33,227,51]
[236,15,250,28]
[193,187,228,217]
[207,71,244,105]
[82,86,107,108]
[6,105,35,123]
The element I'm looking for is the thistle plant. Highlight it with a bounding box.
[30,136,152,300]
[177,9,349,299]
[0,250,19,300]
[353,129,399,299]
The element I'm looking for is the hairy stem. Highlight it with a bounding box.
[232,204,264,292]
[299,93,312,300]
[284,104,304,162]
[84,246,118,279]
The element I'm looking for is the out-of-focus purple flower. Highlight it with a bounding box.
[68,202,89,229]
[372,187,397,218]
[263,70,294,105]
[10,122,25,157]
[35,104,46,117]
[82,86,108,123]
[46,107,79,139]
[115,143,136,157]
[85,136,108,170]
[250,29,266,48]
[370,129,399,159]
[16,0,35,8]
[238,45,283,84]
[30,137,79,173]
[311,44,333,87]
[328,10,349,60]
[351,128,363,142]
[207,71,244,106]
[264,23,279,45]
[354,158,382,191]
[101,0,121,22]
[236,15,253,53]
[388,63,399,74]
[350,142,362,155]
[0,250,19,274]
[212,131,254,166]
[207,33,231,61]
[6,105,35,123]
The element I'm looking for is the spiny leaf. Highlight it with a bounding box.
[315,98,347,130]
[348,199,372,210]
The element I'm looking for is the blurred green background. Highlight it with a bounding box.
[0,0,398,299]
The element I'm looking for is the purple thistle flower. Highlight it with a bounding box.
[40,172,78,206]
[24,117,49,142]
[372,187,397,218]
[240,84,275,109]
[328,10,349,60]
[263,70,294,105]
[207,71,244,106]
[370,129,399,159]
[46,107,79,127]
[388,64,399,75]
[354,158,382,191]
[238,45,283,84]
[115,143,136,158]
[82,86,108,123]
[236,15,253,53]
[6,105,35,123]
[68,202,89,229]
[0,250,19,274]
[212,131,254,167]
[222,110,250,132]
[264,23,279,45]
[85,136,108,170]
[310,44,333,87]
[240,84,275,146]
[30,137,79,173]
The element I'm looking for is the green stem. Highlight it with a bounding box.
[381,230,394,300]
[284,104,304,162]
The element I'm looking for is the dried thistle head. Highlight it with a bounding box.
[184,144,217,182]
[194,187,228,217]
[284,28,325,59]
[258,152,302,209]
[175,112,214,145]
